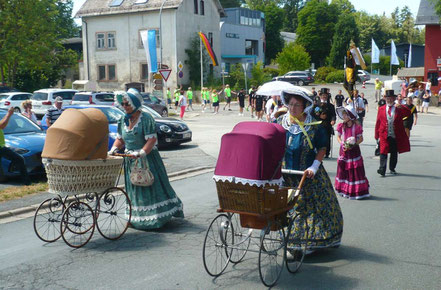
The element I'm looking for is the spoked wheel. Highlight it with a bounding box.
[60,201,95,248]
[202,214,233,277]
[285,213,308,274]
[96,187,132,240]
[228,213,252,264]
[33,197,65,242]
[258,221,286,287]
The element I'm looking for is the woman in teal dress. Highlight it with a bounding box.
[278,88,343,251]
[109,88,184,230]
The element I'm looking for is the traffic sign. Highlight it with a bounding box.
[178,61,183,71]
[159,69,172,81]
[153,73,162,80]
[178,71,184,78]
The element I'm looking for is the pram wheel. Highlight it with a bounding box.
[228,213,252,264]
[285,213,307,274]
[33,197,65,243]
[96,187,132,240]
[202,214,233,277]
[60,201,95,248]
[258,221,286,287]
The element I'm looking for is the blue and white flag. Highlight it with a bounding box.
[407,43,412,68]
[371,38,380,64]
[390,40,399,65]
[140,30,158,74]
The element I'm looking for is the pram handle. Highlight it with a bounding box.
[111,153,136,158]
[281,169,307,201]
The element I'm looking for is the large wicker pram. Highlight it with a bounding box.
[33,108,132,248]
[202,122,308,287]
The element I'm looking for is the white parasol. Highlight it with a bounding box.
[256,81,299,96]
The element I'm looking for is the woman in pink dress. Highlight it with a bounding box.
[400,80,408,98]
[335,106,370,200]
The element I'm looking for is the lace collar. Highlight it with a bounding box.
[281,113,313,135]
[124,112,142,133]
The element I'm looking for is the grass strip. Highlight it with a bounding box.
[0,182,48,202]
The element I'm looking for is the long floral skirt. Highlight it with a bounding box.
[284,166,343,249]
[124,149,184,230]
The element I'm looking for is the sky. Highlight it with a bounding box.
[72,0,422,23]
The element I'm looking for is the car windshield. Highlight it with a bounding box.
[73,94,91,101]
[32,92,48,100]
[141,105,161,118]
[0,94,9,100]
[96,106,124,123]
[1,112,42,134]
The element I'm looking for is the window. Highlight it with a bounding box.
[109,0,124,7]
[194,0,198,14]
[428,72,439,86]
[208,32,213,47]
[134,0,148,4]
[200,0,204,15]
[139,29,160,48]
[141,63,149,80]
[97,65,117,81]
[96,32,116,50]
[240,16,245,25]
[245,40,258,56]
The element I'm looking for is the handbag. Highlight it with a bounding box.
[130,157,154,187]
[375,140,380,156]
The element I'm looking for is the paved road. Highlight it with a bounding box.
[1,83,441,288]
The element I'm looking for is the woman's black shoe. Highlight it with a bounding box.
[377,169,385,177]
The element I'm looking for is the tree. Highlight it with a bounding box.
[331,0,355,14]
[245,0,282,9]
[184,36,209,89]
[54,0,80,39]
[276,43,310,74]
[219,0,242,8]
[429,0,441,18]
[281,0,306,32]
[327,13,359,68]
[250,61,272,86]
[296,0,339,67]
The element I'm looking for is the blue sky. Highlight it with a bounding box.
[72,0,422,22]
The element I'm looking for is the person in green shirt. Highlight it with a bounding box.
[374,78,383,103]
[186,87,194,111]
[222,84,236,111]
[166,87,172,109]
[174,87,180,112]
[212,88,220,114]
[0,107,31,185]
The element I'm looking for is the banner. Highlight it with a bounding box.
[371,39,380,64]
[140,30,158,74]
[390,40,399,65]
[407,43,412,68]
[198,32,218,66]
[350,47,367,70]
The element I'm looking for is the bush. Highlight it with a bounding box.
[325,70,345,83]
[263,67,280,78]
[315,66,336,82]
[276,43,311,75]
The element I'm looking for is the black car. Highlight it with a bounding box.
[273,71,314,86]
[141,93,168,117]
[0,85,19,93]
[141,105,191,148]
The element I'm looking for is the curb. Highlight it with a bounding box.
[0,166,214,221]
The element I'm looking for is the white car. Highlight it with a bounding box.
[71,92,115,106]
[0,92,32,112]
[31,89,78,117]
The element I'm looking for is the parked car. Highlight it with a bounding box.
[273,71,314,86]
[0,85,19,94]
[0,109,46,178]
[305,69,317,77]
[31,88,78,118]
[357,70,371,82]
[0,92,32,112]
[71,92,115,106]
[140,92,168,117]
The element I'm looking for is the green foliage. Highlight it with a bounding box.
[184,35,209,89]
[325,70,345,83]
[296,0,339,67]
[220,0,243,8]
[363,54,404,75]
[276,43,310,74]
[281,0,306,32]
[327,13,359,68]
[250,61,272,87]
[54,0,80,39]
[263,67,280,78]
[229,63,246,90]
[245,0,281,9]
[429,0,441,18]
[315,66,336,82]
[331,0,355,14]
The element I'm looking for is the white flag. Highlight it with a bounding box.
[407,43,412,68]
[371,39,380,64]
[390,40,399,65]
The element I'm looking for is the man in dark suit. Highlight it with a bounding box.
[314,88,336,158]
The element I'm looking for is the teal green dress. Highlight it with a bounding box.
[118,112,184,230]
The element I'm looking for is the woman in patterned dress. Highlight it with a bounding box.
[109,88,184,230]
[278,88,343,252]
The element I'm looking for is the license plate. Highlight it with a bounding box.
[183,133,191,139]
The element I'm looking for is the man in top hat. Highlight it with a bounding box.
[314,88,335,158]
[375,89,411,177]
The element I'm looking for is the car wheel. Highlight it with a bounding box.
[298,80,305,86]
[292,80,298,85]
[14,107,20,113]
[161,109,168,117]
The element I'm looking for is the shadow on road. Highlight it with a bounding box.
[394,173,440,180]
[159,144,199,151]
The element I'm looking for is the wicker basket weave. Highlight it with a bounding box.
[43,157,123,196]
[215,181,288,215]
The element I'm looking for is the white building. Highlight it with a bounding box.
[76,0,224,92]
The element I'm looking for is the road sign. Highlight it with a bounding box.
[159,69,172,81]
[178,61,183,71]
[242,63,249,71]
[153,73,162,80]
[153,78,163,91]
[178,71,184,78]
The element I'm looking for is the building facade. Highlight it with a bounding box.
[381,43,425,68]
[76,0,224,92]
[416,0,441,93]
[219,7,265,73]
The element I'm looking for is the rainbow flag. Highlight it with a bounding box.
[198,32,218,66]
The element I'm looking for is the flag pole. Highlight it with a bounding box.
[200,32,203,91]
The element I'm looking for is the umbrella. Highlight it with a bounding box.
[255,81,298,96]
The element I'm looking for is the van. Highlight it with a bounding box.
[31,89,78,117]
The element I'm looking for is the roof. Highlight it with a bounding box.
[416,0,440,25]
[61,37,83,44]
[76,0,225,18]
[396,67,425,78]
